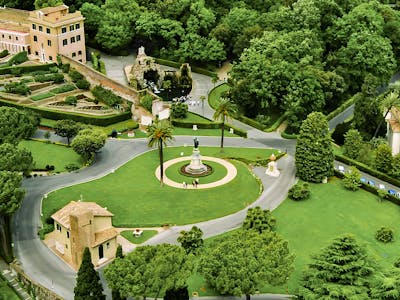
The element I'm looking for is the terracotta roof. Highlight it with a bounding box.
[37,5,69,15]
[91,228,118,247]
[51,201,113,229]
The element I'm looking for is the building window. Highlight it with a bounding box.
[72,52,76,57]
[49,55,53,61]
[106,242,110,249]
[70,36,75,43]
[34,51,38,55]
[69,25,74,31]
[33,36,37,42]
[61,27,66,33]
[66,231,69,238]
[62,39,67,46]
[8,36,11,39]
[76,35,81,42]
[1,34,3,38]
[56,223,61,232]
[39,25,43,32]
[16,37,18,41]
[78,50,82,55]
[47,40,51,46]
[76,23,80,30]
[65,244,68,249]
[32,24,36,30]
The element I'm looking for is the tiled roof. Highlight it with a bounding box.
[37,5,69,15]
[51,201,113,229]
[91,228,118,247]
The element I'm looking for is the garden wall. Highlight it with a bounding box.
[10,262,63,300]
[59,55,140,105]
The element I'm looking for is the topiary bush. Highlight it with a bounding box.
[7,51,28,66]
[69,69,84,82]
[0,49,9,58]
[65,95,77,106]
[4,81,30,95]
[61,63,70,73]
[376,227,394,243]
[76,79,90,90]
[171,102,188,119]
[288,182,310,201]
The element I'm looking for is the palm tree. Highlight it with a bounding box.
[147,119,174,186]
[213,98,237,152]
[373,91,400,138]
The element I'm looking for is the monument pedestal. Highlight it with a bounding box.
[265,153,280,177]
[185,148,207,175]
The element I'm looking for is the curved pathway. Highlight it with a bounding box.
[155,156,237,189]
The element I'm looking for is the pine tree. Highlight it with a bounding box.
[243,206,276,233]
[342,166,361,191]
[343,129,363,159]
[299,234,375,299]
[295,112,334,182]
[370,269,400,299]
[112,245,126,300]
[74,248,105,300]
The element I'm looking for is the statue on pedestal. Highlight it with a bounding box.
[185,137,207,175]
[265,153,280,177]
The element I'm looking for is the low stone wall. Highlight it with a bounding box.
[60,55,139,106]
[10,261,64,300]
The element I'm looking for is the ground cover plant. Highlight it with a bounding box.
[41,147,274,227]
[0,275,20,300]
[120,230,158,244]
[19,140,82,172]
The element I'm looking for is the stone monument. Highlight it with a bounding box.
[185,137,207,175]
[265,153,280,177]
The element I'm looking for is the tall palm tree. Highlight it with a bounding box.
[374,91,400,138]
[147,119,174,186]
[213,98,237,151]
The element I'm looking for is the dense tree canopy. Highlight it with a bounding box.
[0,107,39,144]
[105,244,192,299]
[0,143,33,174]
[71,128,107,161]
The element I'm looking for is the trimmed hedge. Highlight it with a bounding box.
[237,115,266,131]
[281,131,298,139]
[0,63,57,75]
[335,153,400,188]
[92,85,122,107]
[7,51,28,66]
[334,169,400,206]
[154,58,217,77]
[0,49,9,58]
[0,98,132,126]
[326,94,357,121]
[265,114,287,132]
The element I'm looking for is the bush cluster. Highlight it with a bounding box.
[34,73,64,83]
[65,95,77,106]
[61,63,70,73]
[7,51,28,66]
[376,227,394,243]
[288,182,310,201]
[69,69,84,82]
[4,81,30,95]
[49,84,75,94]
[171,102,188,119]
[65,163,80,172]
[92,85,122,107]
[76,79,90,90]
[45,165,55,171]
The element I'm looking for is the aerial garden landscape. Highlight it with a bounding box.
[2,0,400,299]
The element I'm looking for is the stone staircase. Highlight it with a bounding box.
[1,269,32,300]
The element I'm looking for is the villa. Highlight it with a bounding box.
[48,201,117,270]
[386,107,400,155]
[0,4,86,63]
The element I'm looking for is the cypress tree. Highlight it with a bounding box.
[295,112,334,182]
[74,247,105,300]
[299,234,375,299]
[112,245,126,300]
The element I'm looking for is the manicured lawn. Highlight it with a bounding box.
[42,147,275,227]
[165,160,228,184]
[187,178,400,296]
[120,230,158,244]
[176,112,214,123]
[49,84,75,94]
[0,276,20,300]
[19,140,82,172]
[208,84,230,110]
[30,92,54,101]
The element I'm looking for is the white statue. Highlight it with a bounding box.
[265,154,280,177]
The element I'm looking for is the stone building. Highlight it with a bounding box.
[49,201,117,270]
[386,107,400,155]
[0,5,86,63]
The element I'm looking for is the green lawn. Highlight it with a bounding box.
[188,177,400,296]
[208,84,230,110]
[118,126,237,138]
[165,160,228,184]
[19,140,82,172]
[30,92,54,101]
[0,276,20,300]
[42,147,276,227]
[120,230,158,244]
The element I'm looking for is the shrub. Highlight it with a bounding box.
[45,165,55,171]
[53,73,65,83]
[65,163,80,172]
[69,69,84,82]
[376,227,394,243]
[342,166,361,191]
[255,114,271,126]
[38,223,54,240]
[91,85,122,107]
[65,95,77,106]
[394,258,400,268]
[140,94,153,112]
[171,102,188,119]
[10,67,22,77]
[4,82,30,95]
[288,182,310,201]
[61,63,70,73]
[50,84,75,94]
[0,49,9,58]
[76,79,90,90]
[7,51,28,66]
[34,73,64,83]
